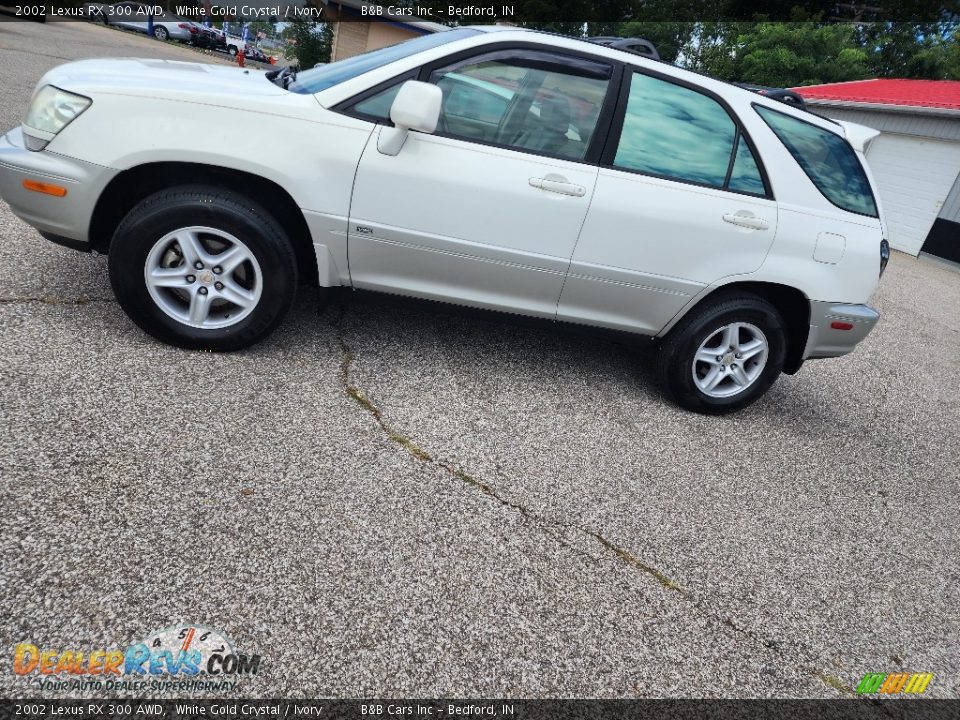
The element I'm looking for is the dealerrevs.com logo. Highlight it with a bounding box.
[856,672,934,695]
[14,625,261,693]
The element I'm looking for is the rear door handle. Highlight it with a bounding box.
[529,175,586,197]
[723,211,769,230]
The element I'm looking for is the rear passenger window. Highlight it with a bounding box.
[613,72,765,195]
[755,105,877,217]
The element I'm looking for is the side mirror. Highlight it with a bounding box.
[377,80,442,156]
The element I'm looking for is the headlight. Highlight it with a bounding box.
[23,85,91,144]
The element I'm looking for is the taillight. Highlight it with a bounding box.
[880,239,890,276]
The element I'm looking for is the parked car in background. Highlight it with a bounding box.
[191,23,226,51]
[0,27,888,413]
[91,1,196,42]
[208,28,247,57]
[243,47,272,65]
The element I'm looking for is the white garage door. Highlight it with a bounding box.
[865,133,960,255]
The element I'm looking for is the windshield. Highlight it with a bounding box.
[288,28,480,95]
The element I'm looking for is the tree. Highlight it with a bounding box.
[611,21,698,64]
[284,21,333,69]
[730,21,871,86]
[859,22,960,80]
[680,22,749,77]
[309,1,957,86]
[245,20,277,41]
[946,34,960,79]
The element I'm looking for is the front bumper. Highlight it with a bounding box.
[803,301,880,359]
[0,126,117,250]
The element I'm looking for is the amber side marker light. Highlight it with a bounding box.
[22,179,67,197]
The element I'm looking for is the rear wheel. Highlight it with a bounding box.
[656,292,787,414]
[109,186,297,351]
[153,25,168,41]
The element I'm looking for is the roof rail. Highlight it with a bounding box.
[585,38,810,112]
[734,84,808,108]
[586,36,660,61]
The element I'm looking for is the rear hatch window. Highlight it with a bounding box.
[755,105,878,217]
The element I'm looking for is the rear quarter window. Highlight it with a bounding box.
[755,105,877,217]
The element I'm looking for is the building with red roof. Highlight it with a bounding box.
[791,79,960,265]
[792,78,960,115]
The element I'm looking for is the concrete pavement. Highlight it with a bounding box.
[0,18,958,699]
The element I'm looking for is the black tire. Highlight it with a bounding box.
[153,26,168,41]
[108,186,298,351]
[656,292,787,414]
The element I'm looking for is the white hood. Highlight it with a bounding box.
[37,58,287,104]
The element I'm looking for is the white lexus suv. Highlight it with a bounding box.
[0,26,888,413]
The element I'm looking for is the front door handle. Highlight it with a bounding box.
[723,211,770,230]
[529,175,586,197]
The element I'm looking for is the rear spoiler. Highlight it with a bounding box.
[837,120,881,153]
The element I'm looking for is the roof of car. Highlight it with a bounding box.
[472,25,531,32]
[791,78,960,113]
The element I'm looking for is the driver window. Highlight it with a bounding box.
[428,52,612,162]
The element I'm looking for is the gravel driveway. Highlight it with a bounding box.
[1,18,958,699]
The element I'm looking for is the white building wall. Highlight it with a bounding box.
[808,104,960,255]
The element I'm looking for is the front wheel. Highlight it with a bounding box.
[109,186,298,351]
[656,293,787,414]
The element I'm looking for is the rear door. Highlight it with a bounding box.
[343,47,618,319]
[557,69,778,334]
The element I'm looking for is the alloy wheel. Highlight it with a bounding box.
[144,226,262,330]
[691,321,769,398]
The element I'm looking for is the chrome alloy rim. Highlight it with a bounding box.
[691,322,769,398]
[144,226,262,330]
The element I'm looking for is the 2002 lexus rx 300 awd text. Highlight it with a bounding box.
[0,26,889,413]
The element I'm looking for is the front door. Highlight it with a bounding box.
[345,47,616,319]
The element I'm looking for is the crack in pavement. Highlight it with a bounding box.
[333,316,684,595]
[0,296,114,306]
[329,304,856,696]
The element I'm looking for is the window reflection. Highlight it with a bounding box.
[614,74,736,188]
[728,137,765,195]
[756,106,877,217]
